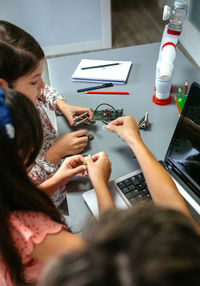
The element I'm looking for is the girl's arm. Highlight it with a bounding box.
[56,100,93,127]
[31,231,85,262]
[38,155,87,196]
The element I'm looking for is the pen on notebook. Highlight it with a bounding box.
[84,91,129,95]
[77,83,113,92]
[184,80,188,95]
[81,63,120,70]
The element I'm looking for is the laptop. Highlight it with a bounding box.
[82,82,200,217]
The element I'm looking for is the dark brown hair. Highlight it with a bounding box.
[0,21,44,86]
[0,88,63,286]
[41,205,200,286]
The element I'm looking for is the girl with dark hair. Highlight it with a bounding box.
[0,88,113,286]
[0,20,93,208]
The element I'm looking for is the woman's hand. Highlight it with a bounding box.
[86,152,111,186]
[106,116,141,146]
[85,152,114,210]
[56,100,93,126]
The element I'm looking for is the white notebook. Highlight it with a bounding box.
[72,59,132,84]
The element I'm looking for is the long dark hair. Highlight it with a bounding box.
[41,205,200,286]
[0,89,63,286]
[0,20,44,85]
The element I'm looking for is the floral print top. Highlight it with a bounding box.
[29,85,66,207]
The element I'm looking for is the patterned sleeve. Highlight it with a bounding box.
[39,85,65,114]
[9,211,67,263]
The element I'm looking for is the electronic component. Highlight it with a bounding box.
[87,133,94,141]
[92,108,123,121]
[92,103,123,121]
[73,112,96,126]
[138,112,149,129]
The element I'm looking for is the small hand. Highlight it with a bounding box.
[85,151,111,184]
[106,116,141,144]
[45,130,89,164]
[54,155,87,186]
[56,100,93,126]
[60,130,89,156]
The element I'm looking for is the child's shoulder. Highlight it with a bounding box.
[9,211,66,244]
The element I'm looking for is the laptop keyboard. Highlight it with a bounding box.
[117,172,151,205]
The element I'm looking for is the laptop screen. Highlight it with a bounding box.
[165,82,200,197]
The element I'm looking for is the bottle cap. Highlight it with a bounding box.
[163,5,171,21]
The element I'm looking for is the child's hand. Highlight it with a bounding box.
[54,155,87,186]
[46,131,89,164]
[56,101,93,126]
[106,116,141,145]
[85,152,111,185]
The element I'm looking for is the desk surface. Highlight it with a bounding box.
[47,43,200,233]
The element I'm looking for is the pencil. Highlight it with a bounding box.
[84,91,129,95]
[174,94,182,114]
[81,63,120,70]
[184,80,188,95]
[178,87,183,99]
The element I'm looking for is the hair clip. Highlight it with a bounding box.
[0,89,15,139]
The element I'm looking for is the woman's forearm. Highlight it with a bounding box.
[128,137,191,217]
[92,177,115,211]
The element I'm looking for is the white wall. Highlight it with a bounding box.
[0,0,111,57]
[179,0,200,68]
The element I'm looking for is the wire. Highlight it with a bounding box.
[94,103,117,113]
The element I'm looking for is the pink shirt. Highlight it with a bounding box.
[0,211,66,286]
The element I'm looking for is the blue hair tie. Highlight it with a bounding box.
[0,89,15,139]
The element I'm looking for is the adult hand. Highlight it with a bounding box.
[56,100,93,126]
[106,116,141,145]
[85,152,111,185]
[46,130,89,164]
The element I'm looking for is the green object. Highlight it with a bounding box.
[179,88,183,100]
[82,154,92,165]
[178,97,184,110]
[183,94,188,106]
[92,108,123,121]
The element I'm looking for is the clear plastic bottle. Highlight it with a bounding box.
[168,0,188,31]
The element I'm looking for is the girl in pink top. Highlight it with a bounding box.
[0,89,114,285]
[0,20,93,207]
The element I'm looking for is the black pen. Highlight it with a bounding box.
[81,63,120,70]
[77,83,113,93]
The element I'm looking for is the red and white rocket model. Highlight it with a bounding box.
[153,0,189,105]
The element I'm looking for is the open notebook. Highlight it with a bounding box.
[72,59,132,84]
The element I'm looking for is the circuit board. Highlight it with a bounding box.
[91,109,123,121]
